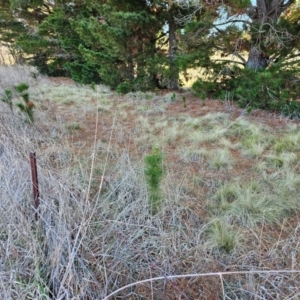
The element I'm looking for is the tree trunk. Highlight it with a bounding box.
[168,14,179,90]
[245,47,269,70]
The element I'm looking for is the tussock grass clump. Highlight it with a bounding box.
[273,132,300,154]
[188,127,227,144]
[264,152,297,168]
[266,169,300,199]
[179,147,210,163]
[163,122,184,144]
[209,148,234,169]
[211,178,300,228]
[188,130,216,144]
[238,131,273,158]
[184,113,230,130]
[200,112,230,124]
[135,115,152,132]
[206,220,240,253]
[183,116,203,129]
[225,117,266,138]
[241,142,266,158]
[66,122,81,131]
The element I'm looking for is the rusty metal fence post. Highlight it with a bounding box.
[30,152,40,221]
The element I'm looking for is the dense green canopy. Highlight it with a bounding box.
[1,0,300,115]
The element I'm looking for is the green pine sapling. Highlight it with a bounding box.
[15,83,35,123]
[144,148,164,215]
[182,95,186,108]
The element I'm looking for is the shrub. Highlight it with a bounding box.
[192,64,300,118]
[192,80,220,99]
[116,82,133,94]
[64,60,101,84]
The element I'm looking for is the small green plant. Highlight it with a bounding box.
[90,82,96,91]
[273,134,300,154]
[144,147,164,214]
[192,80,219,100]
[15,83,35,123]
[145,93,153,100]
[116,82,132,94]
[66,122,81,131]
[1,89,13,111]
[171,93,176,102]
[206,220,239,253]
[265,152,297,168]
[30,71,38,79]
[182,95,186,108]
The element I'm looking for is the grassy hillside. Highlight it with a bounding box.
[1,65,300,299]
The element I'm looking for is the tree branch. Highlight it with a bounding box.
[156,32,167,41]
[213,18,252,28]
[211,42,229,52]
[212,59,245,66]
[233,51,246,64]
[212,42,247,64]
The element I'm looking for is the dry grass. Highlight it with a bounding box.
[1,65,300,299]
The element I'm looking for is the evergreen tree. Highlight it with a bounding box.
[70,0,164,89]
[1,0,204,90]
[0,0,59,67]
[188,0,300,70]
[189,0,300,114]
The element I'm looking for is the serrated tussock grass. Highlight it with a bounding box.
[206,220,240,253]
[273,133,300,154]
[211,176,300,228]
[209,148,234,169]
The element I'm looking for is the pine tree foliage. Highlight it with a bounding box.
[71,0,165,89]
[188,0,300,116]
[0,0,300,115]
